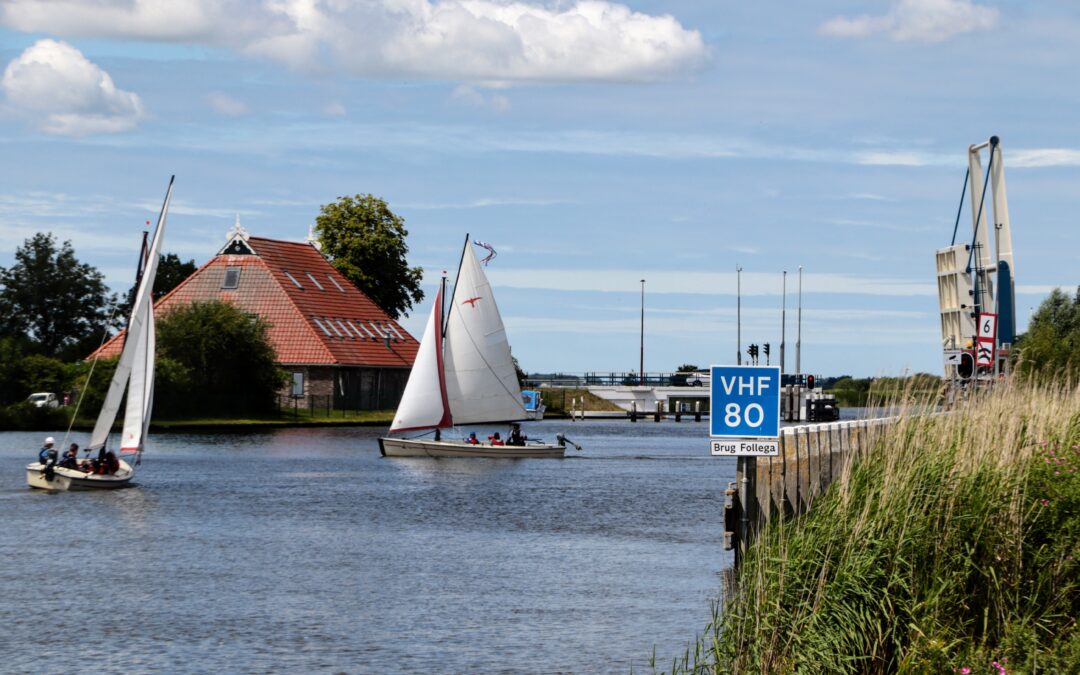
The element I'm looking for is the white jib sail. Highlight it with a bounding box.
[89,179,172,451]
[120,285,155,453]
[389,286,451,433]
[443,243,527,425]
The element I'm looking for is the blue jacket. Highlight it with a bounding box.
[38,446,56,464]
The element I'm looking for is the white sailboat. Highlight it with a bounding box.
[27,177,173,490]
[379,237,579,458]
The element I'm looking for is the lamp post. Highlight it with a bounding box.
[780,271,787,376]
[737,265,743,366]
[796,266,802,377]
[639,279,646,386]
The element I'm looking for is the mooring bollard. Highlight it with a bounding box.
[694,400,702,422]
[630,401,637,422]
[654,400,662,422]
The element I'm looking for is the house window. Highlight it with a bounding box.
[367,321,386,338]
[325,317,345,337]
[284,270,303,289]
[312,317,333,337]
[335,319,354,337]
[347,320,368,339]
[384,322,404,341]
[291,372,304,397]
[327,275,346,292]
[222,267,241,289]
[305,272,325,291]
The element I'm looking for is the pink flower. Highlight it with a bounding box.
[955,668,971,675]
[1040,499,1050,506]
[993,659,1007,674]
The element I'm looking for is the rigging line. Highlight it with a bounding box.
[443,233,470,339]
[950,167,970,246]
[965,148,995,274]
[61,301,123,450]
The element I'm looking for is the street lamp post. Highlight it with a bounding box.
[796,266,802,377]
[780,271,787,376]
[638,279,646,386]
[737,266,742,366]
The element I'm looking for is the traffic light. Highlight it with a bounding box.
[747,344,758,364]
[806,374,815,390]
[763,343,770,357]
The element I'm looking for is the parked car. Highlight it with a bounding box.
[27,392,59,408]
[685,371,711,387]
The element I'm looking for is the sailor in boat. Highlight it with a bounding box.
[489,432,504,446]
[37,437,57,465]
[466,432,480,445]
[507,424,527,446]
[58,444,80,470]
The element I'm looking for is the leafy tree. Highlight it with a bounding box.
[314,194,424,319]
[0,233,116,358]
[677,364,699,373]
[155,300,284,416]
[0,337,25,405]
[117,252,198,318]
[1015,286,1080,381]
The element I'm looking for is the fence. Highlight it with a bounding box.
[729,416,899,563]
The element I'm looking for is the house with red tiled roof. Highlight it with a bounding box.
[94,221,420,410]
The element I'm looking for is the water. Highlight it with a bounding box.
[1,420,738,673]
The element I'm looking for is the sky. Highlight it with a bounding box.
[0,0,1077,378]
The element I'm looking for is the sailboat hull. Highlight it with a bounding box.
[379,437,565,458]
[26,460,135,491]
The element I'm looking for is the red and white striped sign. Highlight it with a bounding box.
[976,313,997,367]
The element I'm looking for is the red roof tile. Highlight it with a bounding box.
[92,235,419,368]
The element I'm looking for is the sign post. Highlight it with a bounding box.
[709,365,781,456]
[976,312,997,368]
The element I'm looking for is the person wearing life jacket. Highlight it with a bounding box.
[104,451,120,475]
[466,432,480,445]
[38,437,57,465]
[507,424,527,446]
[489,432,504,446]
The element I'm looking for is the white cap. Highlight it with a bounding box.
[44,437,55,444]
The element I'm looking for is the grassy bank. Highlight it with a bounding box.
[539,388,624,416]
[665,381,1080,673]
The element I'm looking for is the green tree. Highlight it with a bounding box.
[0,233,116,358]
[1015,286,1080,381]
[314,194,424,319]
[117,252,198,318]
[155,300,284,416]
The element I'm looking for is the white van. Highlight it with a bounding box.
[27,392,59,408]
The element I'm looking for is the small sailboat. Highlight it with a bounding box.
[379,236,579,458]
[27,177,173,490]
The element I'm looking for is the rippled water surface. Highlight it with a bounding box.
[3,420,741,673]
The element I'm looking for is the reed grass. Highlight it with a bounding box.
[662,379,1080,674]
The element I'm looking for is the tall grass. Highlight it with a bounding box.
[669,380,1080,673]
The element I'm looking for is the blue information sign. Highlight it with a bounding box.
[709,365,781,439]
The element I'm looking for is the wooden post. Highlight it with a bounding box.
[695,400,701,422]
[654,400,661,422]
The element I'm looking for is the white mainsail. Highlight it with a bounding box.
[389,287,451,432]
[443,243,527,425]
[88,178,172,452]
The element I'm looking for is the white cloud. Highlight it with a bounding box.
[450,84,511,112]
[0,0,223,41]
[820,0,998,43]
[323,102,347,117]
[0,1,707,83]
[207,92,248,116]
[421,268,938,297]
[1009,148,1080,168]
[1,39,144,135]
